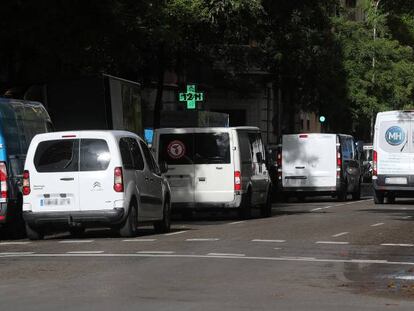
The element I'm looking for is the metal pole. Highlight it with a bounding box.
[370,0,380,141]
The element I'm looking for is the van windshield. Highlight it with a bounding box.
[159,133,230,165]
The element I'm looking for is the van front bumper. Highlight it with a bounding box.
[23,209,125,228]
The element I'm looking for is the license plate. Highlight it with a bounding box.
[385,177,407,185]
[40,198,71,206]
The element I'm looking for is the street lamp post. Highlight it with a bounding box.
[370,0,381,141]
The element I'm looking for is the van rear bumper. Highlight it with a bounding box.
[373,175,414,192]
[23,209,125,227]
[282,186,338,193]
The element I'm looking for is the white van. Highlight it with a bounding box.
[373,110,414,204]
[152,127,272,218]
[22,131,171,239]
[280,134,361,201]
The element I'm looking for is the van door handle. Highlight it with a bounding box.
[198,177,206,182]
[295,166,305,169]
[60,178,74,181]
[216,167,223,170]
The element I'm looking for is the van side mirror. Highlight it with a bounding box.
[159,161,168,174]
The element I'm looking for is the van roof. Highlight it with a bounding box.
[283,133,353,138]
[155,126,260,133]
[33,130,141,140]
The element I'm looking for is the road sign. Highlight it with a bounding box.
[179,85,204,109]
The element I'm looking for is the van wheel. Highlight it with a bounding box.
[154,198,171,234]
[260,190,272,218]
[239,191,252,220]
[25,223,44,240]
[337,183,347,202]
[352,183,361,200]
[119,201,138,237]
[386,193,396,204]
[373,190,384,204]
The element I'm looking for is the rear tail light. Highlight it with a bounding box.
[22,170,31,196]
[336,142,341,179]
[373,150,377,176]
[277,152,282,180]
[0,162,8,199]
[114,167,124,192]
[234,171,241,191]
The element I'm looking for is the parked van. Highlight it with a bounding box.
[373,110,414,204]
[280,134,361,201]
[23,131,171,239]
[152,127,272,218]
[0,98,52,235]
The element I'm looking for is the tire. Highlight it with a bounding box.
[25,223,44,240]
[337,182,347,202]
[386,193,396,204]
[352,182,361,200]
[119,201,138,237]
[373,189,384,204]
[154,198,171,234]
[297,194,306,203]
[260,190,272,218]
[239,190,252,220]
[69,227,85,238]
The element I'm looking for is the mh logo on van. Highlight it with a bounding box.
[385,126,406,146]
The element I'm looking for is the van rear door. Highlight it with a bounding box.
[282,134,336,188]
[377,119,411,176]
[158,133,195,205]
[31,138,80,212]
[78,135,114,211]
[193,131,234,203]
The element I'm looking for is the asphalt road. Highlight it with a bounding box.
[1,193,414,310]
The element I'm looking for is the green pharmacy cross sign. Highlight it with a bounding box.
[179,85,204,109]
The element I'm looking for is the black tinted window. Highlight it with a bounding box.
[129,138,144,170]
[140,141,159,174]
[80,139,110,171]
[34,139,79,172]
[194,133,230,164]
[119,138,134,170]
[159,134,194,165]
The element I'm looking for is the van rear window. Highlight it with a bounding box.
[159,133,230,165]
[34,140,79,172]
[34,139,110,172]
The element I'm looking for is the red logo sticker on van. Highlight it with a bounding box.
[167,140,186,159]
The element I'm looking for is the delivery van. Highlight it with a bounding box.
[152,127,272,219]
[0,98,52,236]
[280,133,361,201]
[372,110,414,204]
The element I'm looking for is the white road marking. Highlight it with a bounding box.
[207,253,245,257]
[281,256,316,260]
[273,248,282,250]
[252,239,286,243]
[122,239,157,242]
[59,240,94,243]
[3,253,414,267]
[402,216,412,219]
[381,243,414,247]
[332,232,349,238]
[137,251,175,254]
[165,231,187,236]
[371,223,384,227]
[0,252,34,255]
[311,199,373,212]
[67,251,104,254]
[0,242,31,245]
[228,221,246,225]
[395,275,414,280]
[316,241,349,245]
[186,238,219,242]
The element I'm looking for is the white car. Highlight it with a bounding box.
[22,130,171,240]
[373,110,414,204]
[152,127,272,219]
[280,133,361,201]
